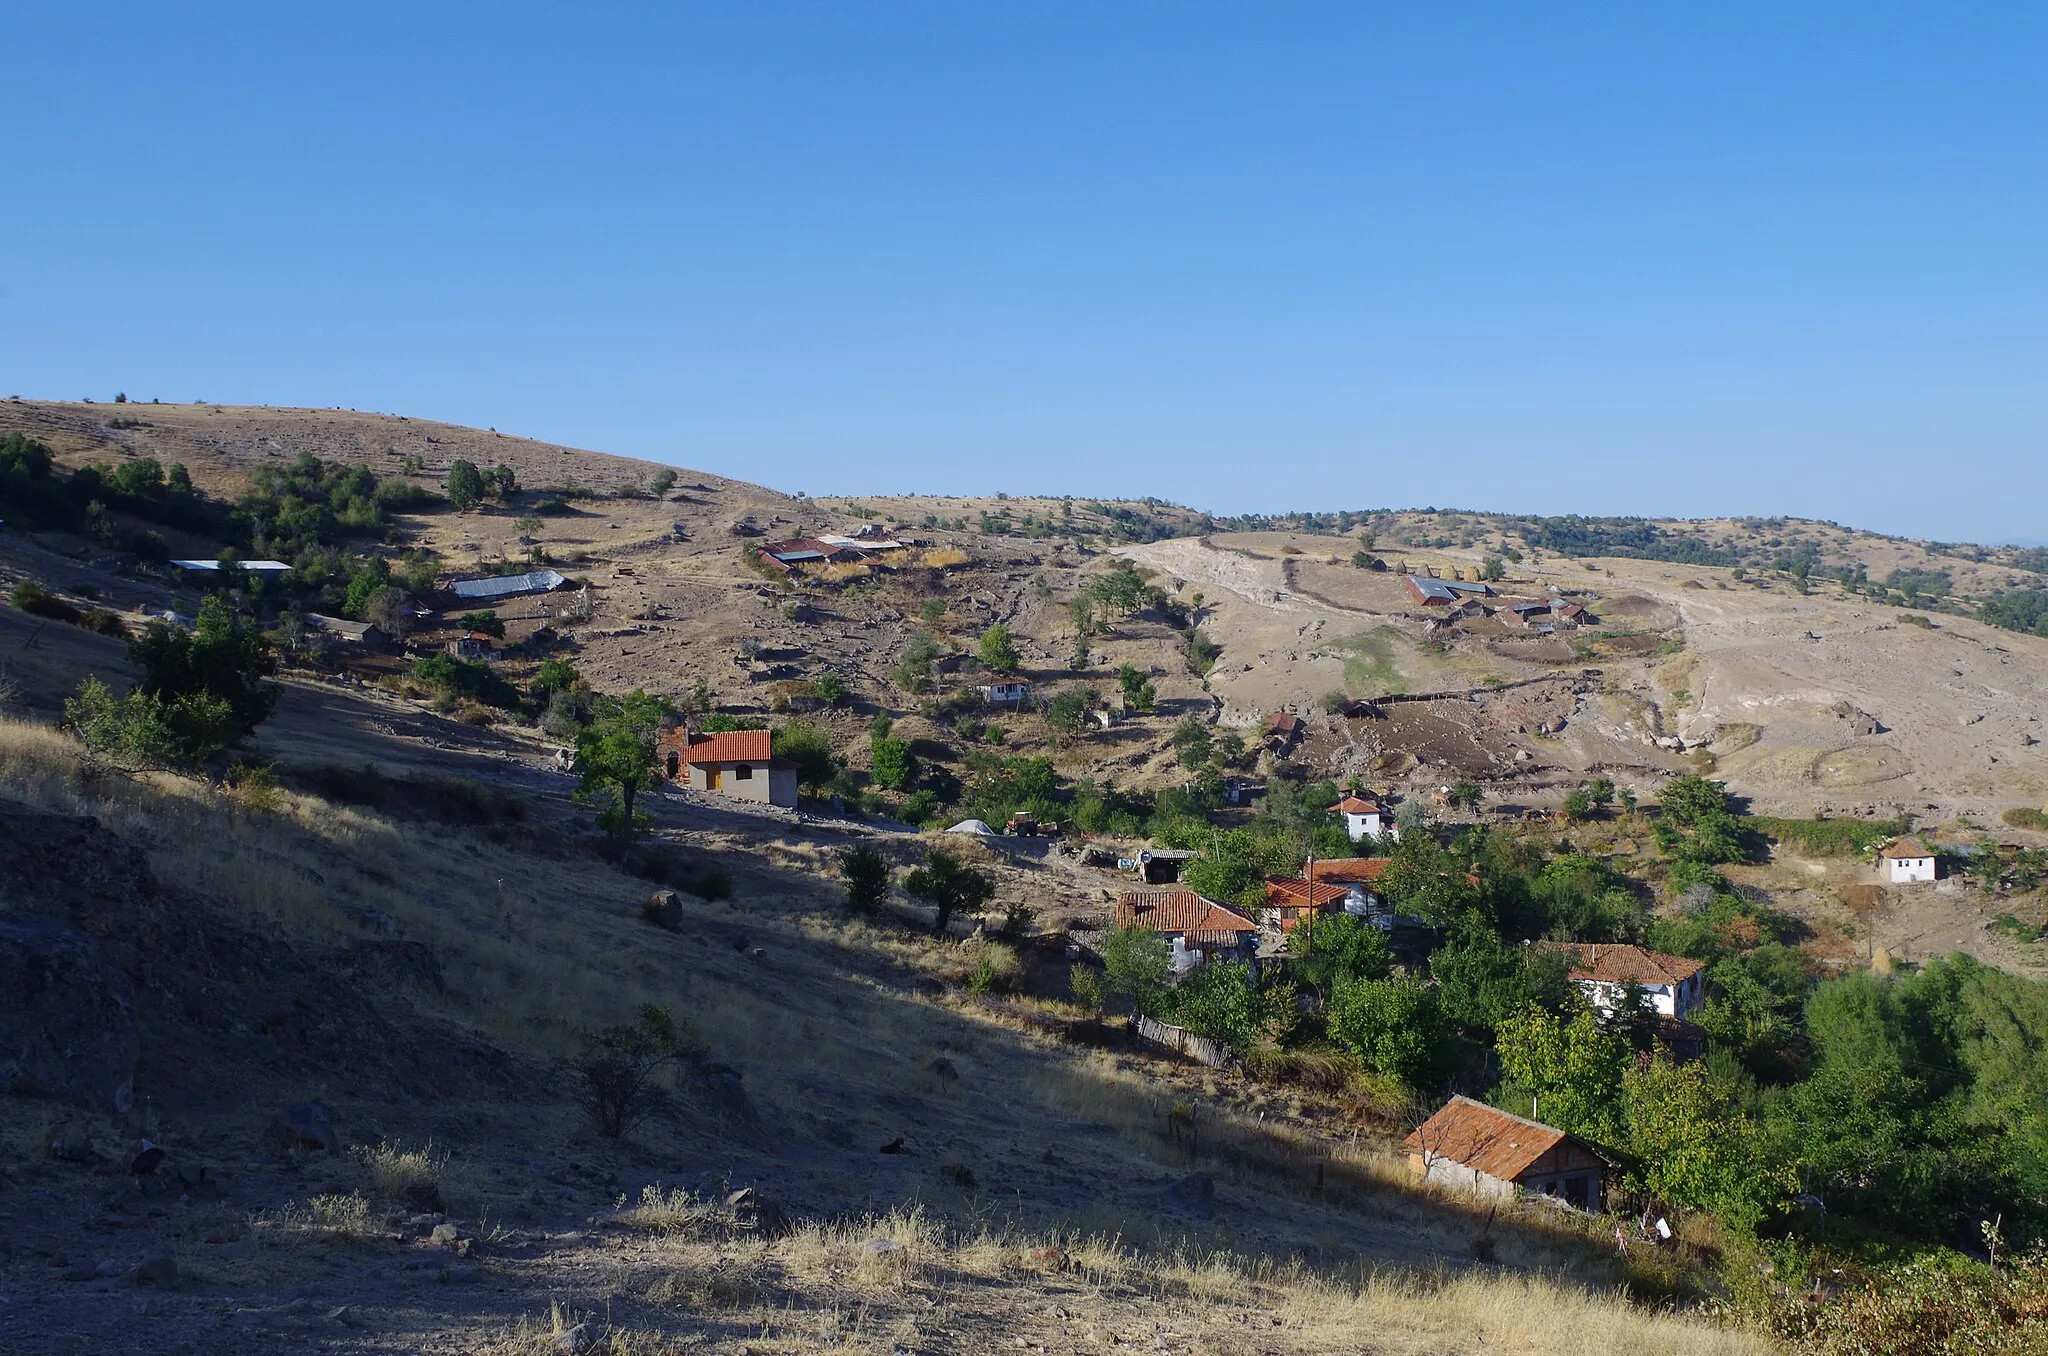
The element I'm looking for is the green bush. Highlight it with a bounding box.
[1753,814,1910,856]
[10,580,80,623]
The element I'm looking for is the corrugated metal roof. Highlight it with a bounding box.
[1403,1096,1571,1182]
[171,559,292,572]
[450,569,568,600]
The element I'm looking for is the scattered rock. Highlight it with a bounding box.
[642,890,682,931]
[129,1141,166,1177]
[878,1137,907,1154]
[1160,1171,1215,1219]
[864,1237,905,1256]
[48,1128,97,1163]
[429,1223,460,1246]
[927,1057,960,1081]
[273,1100,338,1153]
[134,1252,179,1287]
[95,1260,123,1279]
[552,1322,595,1355]
[0,911,140,1113]
[62,1263,99,1283]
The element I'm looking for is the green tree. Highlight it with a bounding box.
[649,468,677,499]
[1622,1057,1797,1235]
[490,464,517,499]
[772,720,838,796]
[125,595,277,743]
[1099,924,1172,1017]
[64,677,237,770]
[456,610,505,638]
[1288,912,1390,996]
[1493,1003,1629,1144]
[871,734,917,791]
[532,658,582,697]
[977,623,1021,674]
[892,630,940,693]
[446,459,486,510]
[1044,687,1092,744]
[1449,780,1484,809]
[903,845,995,935]
[573,690,669,843]
[1329,975,1451,1090]
[1117,664,1156,712]
[1163,961,1296,1047]
[837,843,891,913]
[1171,717,1212,772]
[813,670,847,705]
[1562,786,1594,821]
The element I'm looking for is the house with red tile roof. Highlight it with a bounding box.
[656,727,799,807]
[1405,1096,1608,1211]
[1879,836,1938,883]
[1328,791,1393,843]
[1534,942,1706,1018]
[1260,877,1350,933]
[1115,890,1259,970]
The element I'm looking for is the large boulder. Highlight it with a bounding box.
[0,911,140,1113]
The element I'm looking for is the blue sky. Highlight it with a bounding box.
[3,4,2044,542]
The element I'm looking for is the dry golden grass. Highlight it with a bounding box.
[477,1212,1775,1355]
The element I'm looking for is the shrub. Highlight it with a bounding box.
[357,1139,447,1211]
[838,843,891,912]
[570,1006,703,1138]
[9,580,81,623]
[65,676,239,770]
[2003,807,2048,832]
[81,607,130,639]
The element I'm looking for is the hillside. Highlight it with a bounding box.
[3,400,2047,1353]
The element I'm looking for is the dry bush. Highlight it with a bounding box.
[357,1138,448,1210]
[622,1184,734,1238]
[255,1191,375,1247]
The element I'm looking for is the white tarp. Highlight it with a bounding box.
[945,819,996,836]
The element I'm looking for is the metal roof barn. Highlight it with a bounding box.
[450,569,569,601]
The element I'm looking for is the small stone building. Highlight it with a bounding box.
[656,728,798,808]
[1880,836,1938,883]
[1405,1095,1609,1212]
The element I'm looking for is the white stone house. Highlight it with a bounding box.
[1329,793,1394,843]
[1880,836,1938,883]
[1535,942,1706,1019]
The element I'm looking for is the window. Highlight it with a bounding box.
[734,764,753,780]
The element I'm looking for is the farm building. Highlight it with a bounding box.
[1114,890,1259,971]
[450,569,569,602]
[1405,1096,1608,1212]
[1880,836,1938,883]
[656,728,798,808]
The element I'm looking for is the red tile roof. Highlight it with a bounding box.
[680,730,774,764]
[1403,1096,1572,1183]
[1329,795,1385,815]
[1880,836,1934,860]
[1264,712,1304,736]
[1536,942,1704,986]
[1307,858,1390,885]
[1262,877,1350,908]
[1114,890,1258,939]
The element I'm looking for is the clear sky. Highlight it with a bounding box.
[4,4,2044,542]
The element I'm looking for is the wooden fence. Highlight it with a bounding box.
[1135,1015,1236,1069]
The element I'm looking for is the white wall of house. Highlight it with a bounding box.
[1887,855,1937,883]
[1575,973,1702,1019]
[1341,810,1385,842]
[685,761,797,808]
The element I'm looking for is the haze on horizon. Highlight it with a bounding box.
[3,4,2043,544]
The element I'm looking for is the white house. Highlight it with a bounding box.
[1329,793,1394,843]
[1536,942,1706,1019]
[1880,836,1938,883]
[978,681,1031,707]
